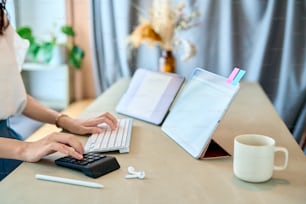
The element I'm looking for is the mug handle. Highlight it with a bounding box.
[274,147,289,171]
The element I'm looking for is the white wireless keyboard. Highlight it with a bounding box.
[84,118,133,153]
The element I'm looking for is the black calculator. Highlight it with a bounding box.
[55,152,120,178]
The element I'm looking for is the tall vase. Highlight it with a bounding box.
[159,49,175,73]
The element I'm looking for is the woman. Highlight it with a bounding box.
[0,0,117,180]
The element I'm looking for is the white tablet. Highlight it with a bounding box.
[161,67,240,159]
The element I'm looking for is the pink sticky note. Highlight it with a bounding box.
[227,67,240,84]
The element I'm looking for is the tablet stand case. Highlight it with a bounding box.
[200,139,230,159]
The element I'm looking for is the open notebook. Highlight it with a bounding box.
[116,69,184,125]
[116,67,245,159]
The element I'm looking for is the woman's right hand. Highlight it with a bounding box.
[21,132,84,162]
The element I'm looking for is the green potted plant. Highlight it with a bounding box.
[17,25,85,69]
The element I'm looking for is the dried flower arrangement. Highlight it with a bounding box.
[128,0,200,62]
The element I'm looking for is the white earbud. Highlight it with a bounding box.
[125,166,145,179]
[127,166,137,174]
[125,172,145,179]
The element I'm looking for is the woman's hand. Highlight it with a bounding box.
[56,112,118,135]
[21,132,84,162]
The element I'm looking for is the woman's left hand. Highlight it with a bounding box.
[57,112,118,135]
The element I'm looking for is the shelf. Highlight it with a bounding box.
[21,63,70,110]
[22,63,68,71]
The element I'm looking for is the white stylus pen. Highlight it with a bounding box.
[35,174,103,189]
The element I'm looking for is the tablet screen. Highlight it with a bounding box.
[161,68,239,158]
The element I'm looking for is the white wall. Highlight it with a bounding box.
[6,0,16,28]
[15,0,66,42]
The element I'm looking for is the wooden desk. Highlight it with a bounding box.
[1,78,306,204]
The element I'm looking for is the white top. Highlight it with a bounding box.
[0,24,29,119]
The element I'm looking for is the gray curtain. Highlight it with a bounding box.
[90,0,306,144]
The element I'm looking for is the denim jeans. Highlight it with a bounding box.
[0,119,23,181]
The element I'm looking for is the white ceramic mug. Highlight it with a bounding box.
[233,134,288,182]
